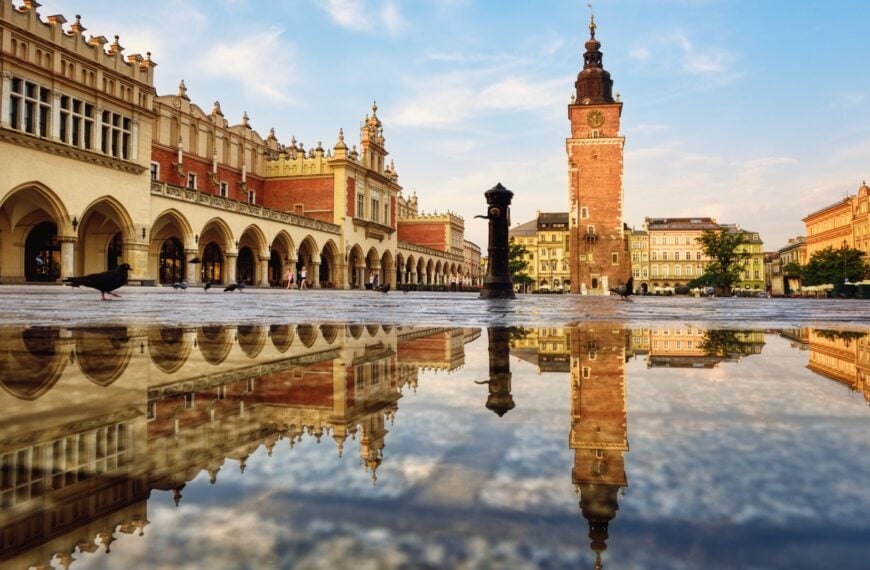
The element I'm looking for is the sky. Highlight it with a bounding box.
[41,0,870,250]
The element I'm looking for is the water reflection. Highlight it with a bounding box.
[0,324,868,568]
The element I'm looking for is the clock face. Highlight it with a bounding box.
[591,459,609,477]
[587,110,605,128]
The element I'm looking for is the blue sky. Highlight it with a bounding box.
[45,0,870,249]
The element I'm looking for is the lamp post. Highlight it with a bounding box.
[843,240,849,284]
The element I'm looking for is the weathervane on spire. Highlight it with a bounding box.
[588,3,596,39]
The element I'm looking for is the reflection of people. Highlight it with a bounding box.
[285,267,295,289]
[299,267,308,289]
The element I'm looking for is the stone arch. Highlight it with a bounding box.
[270,230,296,287]
[269,324,294,352]
[296,235,319,287]
[76,196,136,275]
[74,328,133,386]
[434,260,443,285]
[365,324,380,337]
[365,247,380,288]
[151,209,195,284]
[380,249,394,288]
[319,324,339,344]
[347,324,364,339]
[395,253,405,285]
[0,328,66,400]
[417,257,427,285]
[320,239,340,288]
[0,182,71,282]
[197,326,233,365]
[237,325,267,358]
[148,327,192,373]
[348,244,365,289]
[199,218,234,285]
[296,324,317,347]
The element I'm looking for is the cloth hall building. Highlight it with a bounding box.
[0,2,476,289]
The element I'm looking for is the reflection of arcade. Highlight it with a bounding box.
[0,324,478,569]
[568,326,630,570]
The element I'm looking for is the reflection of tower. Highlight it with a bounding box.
[568,326,629,568]
[477,327,516,416]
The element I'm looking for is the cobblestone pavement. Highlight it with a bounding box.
[1,285,868,329]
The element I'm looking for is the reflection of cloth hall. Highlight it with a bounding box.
[0,323,479,568]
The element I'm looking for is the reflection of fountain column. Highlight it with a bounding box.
[478,326,515,417]
[568,326,629,569]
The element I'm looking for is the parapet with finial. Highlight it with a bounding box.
[0,3,157,90]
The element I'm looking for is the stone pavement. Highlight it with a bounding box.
[0,285,868,329]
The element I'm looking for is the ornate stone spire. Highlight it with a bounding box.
[574,8,614,104]
[212,100,223,116]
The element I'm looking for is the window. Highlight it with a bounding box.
[580,207,589,219]
[642,269,648,278]
[187,173,197,190]
[8,77,51,137]
[100,109,133,159]
[371,193,380,223]
[183,393,195,409]
[632,253,640,263]
[611,252,618,265]
[582,367,591,378]
[685,237,691,245]
[642,252,648,261]
[696,251,702,260]
[754,270,760,279]
[219,181,228,198]
[356,193,365,218]
[591,130,599,138]
[247,190,255,205]
[686,264,693,276]
[59,95,94,149]
[674,265,681,276]
[633,268,640,278]
[651,265,658,276]
[384,203,390,225]
[662,251,668,261]
[685,251,691,260]
[150,162,160,180]
[147,400,156,421]
[652,252,658,261]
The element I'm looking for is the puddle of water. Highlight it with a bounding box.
[1,324,868,569]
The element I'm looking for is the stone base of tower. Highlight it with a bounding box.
[569,231,630,294]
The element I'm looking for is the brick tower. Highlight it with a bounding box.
[567,14,630,294]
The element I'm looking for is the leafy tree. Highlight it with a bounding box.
[508,238,533,290]
[782,261,803,276]
[801,246,867,286]
[699,330,763,359]
[693,229,750,295]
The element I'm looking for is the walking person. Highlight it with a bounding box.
[368,271,375,290]
[285,266,295,289]
[299,266,308,289]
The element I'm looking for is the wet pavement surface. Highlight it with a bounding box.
[0,285,868,328]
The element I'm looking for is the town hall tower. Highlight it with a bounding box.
[567,14,630,294]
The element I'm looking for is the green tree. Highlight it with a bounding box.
[691,229,750,295]
[801,246,867,286]
[699,330,763,359]
[509,238,533,291]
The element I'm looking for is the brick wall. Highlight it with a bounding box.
[263,176,335,223]
[398,222,447,251]
[347,177,356,217]
[151,145,263,201]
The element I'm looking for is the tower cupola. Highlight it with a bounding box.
[575,13,614,104]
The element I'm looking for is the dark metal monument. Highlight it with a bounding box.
[477,183,516,300]
[475,326,515,417]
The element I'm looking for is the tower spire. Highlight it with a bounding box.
[588,3,596,39]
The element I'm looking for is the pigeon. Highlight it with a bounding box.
[172,281,188,291]
[63,263,132,301]
[223,281,246,292]
[378,283,391,294]
[203,280,212,292]
[609,276,634,301]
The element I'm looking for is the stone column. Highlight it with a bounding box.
[226,253,238,284]
[258,255,271,287]
[59,238,76,279]
[185,248,200,285]
[311,262,321,288]
[410,271,417,286]
[0,72,12,129]
[334,261,347,289]
[124,241,150,282]
[388,266,397,288]
[356,265,366,290]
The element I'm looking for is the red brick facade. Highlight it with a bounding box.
[263,176,335,223]
[151,144,264,201]
[347,178,356,217]
[397,223,447,252]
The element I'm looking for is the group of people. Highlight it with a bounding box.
[284,266,308,289]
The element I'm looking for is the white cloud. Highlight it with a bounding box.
[201,28,297,104]
[630,31,738,82]
[322,0,406,34]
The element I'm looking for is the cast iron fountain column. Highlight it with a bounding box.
[478,182,516,299]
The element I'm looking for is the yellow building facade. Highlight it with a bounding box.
[803,181,870,260]
[509,212,570,292]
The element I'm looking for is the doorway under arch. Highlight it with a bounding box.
[25,221,60,282]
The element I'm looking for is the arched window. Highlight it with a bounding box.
[107,232,123,271]
[237,246,254,285]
